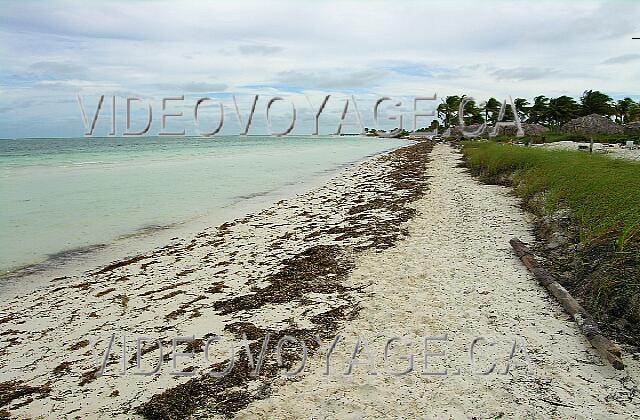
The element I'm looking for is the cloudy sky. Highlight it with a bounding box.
[1,0,639,137]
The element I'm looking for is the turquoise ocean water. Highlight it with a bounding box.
[0,135,408,274]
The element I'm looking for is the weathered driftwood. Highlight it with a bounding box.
[510,238,624,370]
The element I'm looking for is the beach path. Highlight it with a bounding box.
[0,142,638,419]
[236,143,639,419]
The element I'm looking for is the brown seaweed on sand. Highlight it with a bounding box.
[136,141,433,419]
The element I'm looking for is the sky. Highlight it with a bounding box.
[1,0,639,138]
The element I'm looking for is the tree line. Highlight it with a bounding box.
[435,90,640,129]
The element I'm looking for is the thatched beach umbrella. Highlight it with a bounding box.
[561,114,623,152]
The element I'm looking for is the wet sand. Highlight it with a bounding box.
[0,141,432,418]
[0,143,638,418]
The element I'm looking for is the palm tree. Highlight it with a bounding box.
[528,95,550,125]
[437,95,461,128]
[459,95,484,125]
[482,98,502,124]
[580,90,613,116]
[547,96,581,128]
[513,98,530,122]
[614,98,635,124]
[628,101,640,122]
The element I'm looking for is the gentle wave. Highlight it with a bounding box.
[0,135,409,274]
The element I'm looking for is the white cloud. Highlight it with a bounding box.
[238,44,283,56]
[492,67,558,81]
[602,54,640,65]
[1,0,639,137]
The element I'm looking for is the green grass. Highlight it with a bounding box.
[462,141,640,332]
[462,141,640,249]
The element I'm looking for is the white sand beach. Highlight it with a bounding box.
[4,0,640,418]
[237,144,640,419]
[0,143,638,418]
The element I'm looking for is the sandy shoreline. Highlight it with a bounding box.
[1,142,638,418]
[238,144,640,419]
[0,145,399,305]
[0,141,432,418]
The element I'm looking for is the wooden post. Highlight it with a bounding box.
[510,238,624,370]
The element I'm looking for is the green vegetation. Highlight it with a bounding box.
[463,141,640,245]
[436,90,640,128]
[367,90,638,139]
[462,141,640,335]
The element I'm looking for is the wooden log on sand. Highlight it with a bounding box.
[510,238,624,370]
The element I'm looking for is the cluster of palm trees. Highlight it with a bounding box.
[435,91,640,129]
